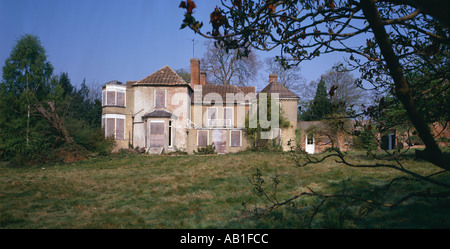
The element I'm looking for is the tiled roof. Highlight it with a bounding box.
[134,66,188,85]
[102,80,124,88]
[126,80,137,86]
[238,86,257,95]
[260,80,299,99]
[142,109,174,118]
[192,84,256,103]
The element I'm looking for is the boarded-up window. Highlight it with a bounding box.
[224,108,233,127]
[207,107,217,120]
[213,129,227,154]
[107,91,116,106]
[103,90,125,107]
[149,122,165,147]
[102,91,106,106]
[104,117,125,140]
[197,130,208,147]
[230,130,241,147]
[155,90,165,108]
[106,118,115,138]
[116,119,125,140]
[117,92,125,107]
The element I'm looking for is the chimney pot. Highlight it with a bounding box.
[200,71,207,85]
[269,73,278,83]
[190,59,200,85]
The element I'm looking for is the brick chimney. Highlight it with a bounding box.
[190,59,200,85]
[200,71,207,85]
[269,73,278,83]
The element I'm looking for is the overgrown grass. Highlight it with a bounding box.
[0,149,449,228]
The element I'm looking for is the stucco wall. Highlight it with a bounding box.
[186,128,249,154]
[132,85,190,150]
[280,99,298,151]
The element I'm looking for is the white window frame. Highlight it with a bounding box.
[154,89,167,108]
[230,129,242,147]
[197,130,209,147]
[207,107,218,127]
[223,107,234,127]
[102,114,126,140]
[102,85,126,107]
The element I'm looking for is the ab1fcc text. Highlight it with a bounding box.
[180,233,269,247]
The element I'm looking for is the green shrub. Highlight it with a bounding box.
[194,144,216,155]
[65,117,114,156]
[352,126,378,156]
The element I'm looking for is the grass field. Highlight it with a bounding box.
[1,149,449,228]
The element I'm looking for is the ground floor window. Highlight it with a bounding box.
[149,121,165,148]
[102,114,125,140]
[197,130,209,147]
[230,130,242,147]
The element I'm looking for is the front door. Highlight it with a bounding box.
[149,121,165,148]
[212,129,226,154]
[305,133,315,154]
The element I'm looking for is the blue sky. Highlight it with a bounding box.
[0,0,353,91]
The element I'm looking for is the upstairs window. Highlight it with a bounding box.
[102,90,126,107]
[223,107,233,127]
[207,107,217,127]
[155,90,166,108]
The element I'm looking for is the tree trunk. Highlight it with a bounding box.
[360,0,448,170]
[35,101,81,151]
[26,69,30,147]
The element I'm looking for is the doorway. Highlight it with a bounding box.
[149,121,165,148]
[212,129,226,154]
[305,133,315,154]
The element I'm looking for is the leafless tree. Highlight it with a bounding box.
[264,56,306,94]
[200,40,262,86]
[321,64,371,112]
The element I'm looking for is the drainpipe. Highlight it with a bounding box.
[131,109,144,148]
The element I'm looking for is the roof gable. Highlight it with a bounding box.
[134,66,188,86]
[260,81,299,99]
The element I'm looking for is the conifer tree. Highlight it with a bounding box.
[301,79,332,121]
[0,34,53,160]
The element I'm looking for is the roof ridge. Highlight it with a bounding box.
[135,65,187,85]
[164,65,188,84]
[260,80,299,99]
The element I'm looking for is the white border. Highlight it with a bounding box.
[197,130,209,147]
[230,129,242,147]
[102,88,126,107]
[102,114,126,140]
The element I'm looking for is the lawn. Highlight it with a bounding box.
[1,149,449,228]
